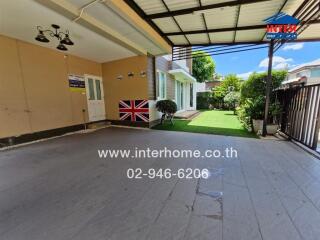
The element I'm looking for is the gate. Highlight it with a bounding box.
[278,84,320,150]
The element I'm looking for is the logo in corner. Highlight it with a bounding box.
[264,12,300,40]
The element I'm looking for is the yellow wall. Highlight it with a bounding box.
[0,35,151,139]
[102,56,149,120]
[0,35,102,139]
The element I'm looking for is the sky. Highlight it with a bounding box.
[211,42,320,79]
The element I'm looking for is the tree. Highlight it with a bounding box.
[224,91,240,114]
[220,74,241,92]
[192,51,215,82]
[212,74,242,108]
[238,70,287,125]
[240,70,287,103]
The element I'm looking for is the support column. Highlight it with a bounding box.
[262,40,274,136]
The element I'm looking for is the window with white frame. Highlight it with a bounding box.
[157,71,166,99]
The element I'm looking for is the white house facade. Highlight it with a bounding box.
[283,59,320,86]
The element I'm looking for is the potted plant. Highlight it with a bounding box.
[266,102,281,134]
[155,100,177,125]
[246,97,265,133]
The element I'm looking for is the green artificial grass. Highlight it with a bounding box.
[153,110,256,138]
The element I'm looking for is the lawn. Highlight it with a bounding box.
[153,110,256,138]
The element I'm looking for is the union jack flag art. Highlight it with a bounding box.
[119,100,149,122]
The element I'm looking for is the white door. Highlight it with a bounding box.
[85,75,106,122]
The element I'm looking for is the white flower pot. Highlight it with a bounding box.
[266,124,278,135]
[252,119,263,133]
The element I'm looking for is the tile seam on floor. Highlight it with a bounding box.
[255,142,306,240]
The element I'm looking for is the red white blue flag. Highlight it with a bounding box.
[119,100,149,122]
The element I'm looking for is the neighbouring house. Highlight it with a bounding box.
[196,80,222,93]
[149,55,197,122]
[282,59,320,86]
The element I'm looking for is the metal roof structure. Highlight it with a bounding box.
[125,0,320,136]
[125,0,320,60]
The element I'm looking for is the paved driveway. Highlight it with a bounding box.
[0,127,320,240]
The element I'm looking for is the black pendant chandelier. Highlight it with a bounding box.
[35,24,74,51]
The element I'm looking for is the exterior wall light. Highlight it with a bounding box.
[35,24,74,51]
[128,72,134,78]
[140,71,147,77]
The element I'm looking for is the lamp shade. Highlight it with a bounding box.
[57,42,68,51]
[61,34,74,45]
[35,31,49,43]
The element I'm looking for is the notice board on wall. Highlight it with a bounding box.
[68,75,85,93]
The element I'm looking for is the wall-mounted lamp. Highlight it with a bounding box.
[140,71,147,78]
[128,72,134,78]
[116,75,123,80]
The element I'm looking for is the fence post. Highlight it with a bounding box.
[312,87,320,150]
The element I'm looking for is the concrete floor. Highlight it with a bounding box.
[1,127,320,240]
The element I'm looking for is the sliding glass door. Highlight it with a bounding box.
[176,81,184,111]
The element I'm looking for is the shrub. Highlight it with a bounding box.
[156,99,177,114]
[239,70,287,127]
[224,91,240,113]
[237,97,265,126]
[197,92,212,109]
[240,70,286,103]
[156,100,177,125]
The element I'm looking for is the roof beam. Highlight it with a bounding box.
[123,0,173,46]
[233,5,241,42]
[165,19,320,36]
[260,0,289,41]
[146,0,271,19]
[198,0,211,44]
[160,0,190,45]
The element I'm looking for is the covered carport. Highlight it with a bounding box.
[1,1,320,240]
[125,0,320,136]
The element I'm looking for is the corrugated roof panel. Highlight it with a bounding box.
[129,0,318,45]
[175,14,205,31]
[168,35,189,45]
[235,29,266,42]
[209,32,234,43]
[134,0,167,15]
[165,0,198,11]
[205,7,238,29]
[153,18,181,33]
[298,24,320,40]
[201,0,228,5]
[238,0,283,26]
[186,33,209,44]
[282,0,304,16]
